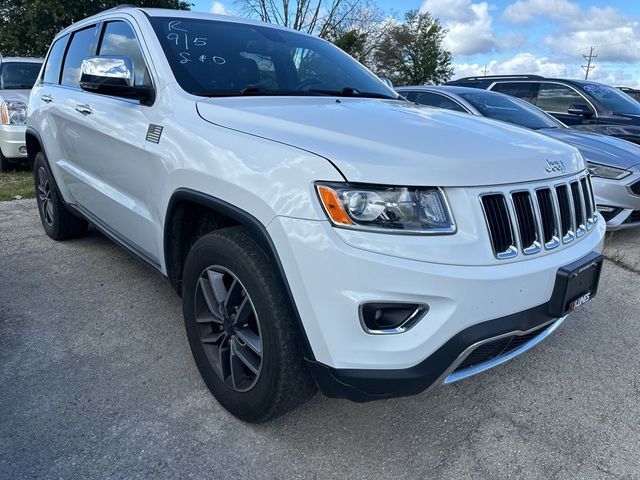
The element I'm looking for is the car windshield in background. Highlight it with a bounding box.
[458,91,562,130]
[149,17,397,99]
[0,62,42,89]
[582,83,640,115]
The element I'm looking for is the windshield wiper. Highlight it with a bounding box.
[307,87,397,99]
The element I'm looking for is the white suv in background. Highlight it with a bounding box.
[0,57,43,170]
[27,7,605,422]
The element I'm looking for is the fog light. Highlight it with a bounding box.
[359,302,428,334]
[19,146,27,155]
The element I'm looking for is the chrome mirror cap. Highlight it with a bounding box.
[80,55,134,89]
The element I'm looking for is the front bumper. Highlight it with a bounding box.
[268,214,605,401]
[307,309,567,402]
[592,172,640,230]
[0,124,27,160]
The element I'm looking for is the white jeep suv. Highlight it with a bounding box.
[28,7,606,422]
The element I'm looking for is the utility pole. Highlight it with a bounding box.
[482,64,489,76]
[582,46,597,80]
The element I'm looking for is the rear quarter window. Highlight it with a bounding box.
[42,35,69,84]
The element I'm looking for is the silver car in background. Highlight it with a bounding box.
[398,85,640,231]
[0,57,43,171]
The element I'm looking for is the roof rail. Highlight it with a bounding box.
[454,74,545,81]
[102,4,139,12]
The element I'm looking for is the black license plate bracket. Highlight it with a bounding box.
[548,251,603,317]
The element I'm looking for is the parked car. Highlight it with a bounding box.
[446,75,640,145]
[28,7,605,422]
[398,85,640,230]
[618,86,640,102]
[0,57,43,170]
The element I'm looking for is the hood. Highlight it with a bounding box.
[540,127,640,170]
[0,89,30,103]
[197,97,584,186]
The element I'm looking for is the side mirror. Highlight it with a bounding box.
[79,56,154,105]
[379,77,393,89]
[567,104,594,118]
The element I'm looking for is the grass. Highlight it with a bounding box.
[0,169,35,201]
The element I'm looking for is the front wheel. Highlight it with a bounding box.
[181,227,316,422]
[33,151,88,240]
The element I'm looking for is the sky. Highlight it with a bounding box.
[191,0,640,87]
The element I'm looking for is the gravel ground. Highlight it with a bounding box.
[1,199,639,480]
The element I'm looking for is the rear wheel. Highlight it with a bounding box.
[182,227,316,422]
[33,151,88,240]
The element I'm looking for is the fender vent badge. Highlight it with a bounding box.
[146,124,163,144]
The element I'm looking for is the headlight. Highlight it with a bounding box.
[316,182,455,234]
[1,101,27,125]
[587,161,631,180]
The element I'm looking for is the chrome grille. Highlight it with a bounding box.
[481,174,597,259]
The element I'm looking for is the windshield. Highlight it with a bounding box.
[581,83,640,115]
[0,62,42,89]
[458,91,563,130]
[149,17,397,99]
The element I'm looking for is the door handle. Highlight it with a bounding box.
[41,94,53,103]
[75,104,93,115]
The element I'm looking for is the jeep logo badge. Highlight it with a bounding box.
[544,159,566,174]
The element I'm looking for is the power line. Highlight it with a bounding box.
[582,46,598,80]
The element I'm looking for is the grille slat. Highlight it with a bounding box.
[482,175,595,259]
[536,189,559,248]
[555,185,574,242]
[570,181,586,237]
[481,194,516,258]
[512,191,540,254]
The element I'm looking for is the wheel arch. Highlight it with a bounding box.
[25,127,45,170]
[163,188,316,360]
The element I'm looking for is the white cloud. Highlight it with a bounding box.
[502,0,581,24]
[546,25,640,63]
[454,53,568,79]
[501,0,640,67]
[210,1,230,15]
[421,0,500,56]
[453,53,640,89]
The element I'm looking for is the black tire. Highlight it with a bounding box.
[33,151,88,240]
[182,227,316,422]
[0,152,12,171]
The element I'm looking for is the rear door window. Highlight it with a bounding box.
[61,25,98,87]
[491,82,537,103]
[535,83,590,113]
[42,35,69,84]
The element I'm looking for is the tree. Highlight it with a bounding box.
[0,0,191,57]
[234,0,361,39]
[375,9,453,86]
[329,0,388,67]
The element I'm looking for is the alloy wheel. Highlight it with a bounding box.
[194,266,263,392]
[37,166,54,227]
